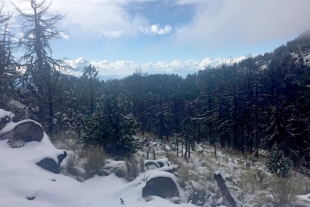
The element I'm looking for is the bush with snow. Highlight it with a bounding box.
[266,145,290,177]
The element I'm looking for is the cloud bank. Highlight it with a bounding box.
[174,0,310,48]
[66,56,246,78]
[9,0,310,46]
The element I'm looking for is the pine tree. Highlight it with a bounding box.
[0,6,17,108]
[80,83,140,156]
[81,65,99,114]
[12,0,67,133]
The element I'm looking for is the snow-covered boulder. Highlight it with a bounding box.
[142,171,179,199]
[0,119,44,148]
[144,158,178,172]
[0,109,14,131]
[36,151,67,174]
[0,109,67,174]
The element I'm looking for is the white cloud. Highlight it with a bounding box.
[66,56,245,78]
[9,0,152,38]
[174,0,205,5]
[199,56,246,68]
[141,24,172,35]
[59,32,69,39]
[174,0,310,48]
[8,0,310,45]
[9,0,176,38]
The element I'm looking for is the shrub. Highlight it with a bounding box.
[83,146,106,179]
[266,145,290,177]
[80,92,140,157]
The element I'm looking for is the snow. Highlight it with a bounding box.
[0,134,196,207]
[1,112,310,207]
[145,170,178,184]
[0,119,42,136]
[159,165,178,172]
[144,158,174,171]
[0,109,14,119]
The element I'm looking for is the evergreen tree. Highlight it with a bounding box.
[12,0,66,133]
[0,6,17,108]
[81,82,140,156]
[81,65,100,114]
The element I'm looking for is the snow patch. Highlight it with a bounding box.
[0,109,14,119]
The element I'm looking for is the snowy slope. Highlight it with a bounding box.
[0,134,197,207]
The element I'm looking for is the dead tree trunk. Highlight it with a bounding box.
[213,172,243,207]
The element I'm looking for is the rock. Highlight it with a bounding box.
[36,151,67,174]
[142,176,179,199]
[57,151,67,165]
[144,161,160,170]
[0,109,14,131]
[26,196,35,200]
[0,120,44,148]
[144,158,172,171]
[36,158,60,174]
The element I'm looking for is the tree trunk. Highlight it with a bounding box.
[213,172,243,207]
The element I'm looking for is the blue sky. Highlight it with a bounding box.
[8,0,310,78]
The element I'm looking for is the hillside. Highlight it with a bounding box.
[1,117,310,207]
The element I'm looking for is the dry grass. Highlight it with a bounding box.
[239,169,260,193]
[125,157,139,181]
[266,177,301,207]
[50,132,78,143]
[65,153,81,176]
[82,146,106,179]
[197,152,217,171]
[139,157,145,173]
[50,132,80,151]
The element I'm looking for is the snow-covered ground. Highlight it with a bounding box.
[1,107,310,207]
[0,133,197,207]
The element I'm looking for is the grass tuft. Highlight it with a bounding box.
[82,146,106,179]
[65,153,81,176]
[266,177,300,207]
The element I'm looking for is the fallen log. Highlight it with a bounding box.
[213,171,244,207]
